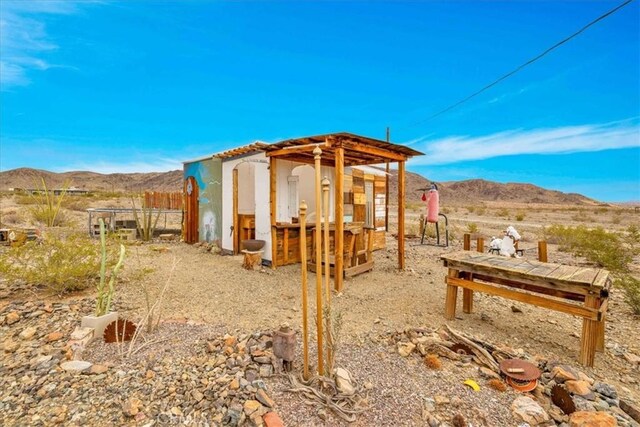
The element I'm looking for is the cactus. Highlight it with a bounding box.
[95,218,126,316]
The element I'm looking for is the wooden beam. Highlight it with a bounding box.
[445,269,459,320]
[341,140,408,162]
[398,161,406,270]
[233,168,239,255]
[313,146,324,376]
[270,158,277,268]
[299,201,309,380]
[580,295,600,367]
[335,147,345,292]
[446,277,600,320]
[265,143,327,158]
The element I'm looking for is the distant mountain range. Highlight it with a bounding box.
[0,167,599,205]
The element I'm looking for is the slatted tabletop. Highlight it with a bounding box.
[441,251,610,296]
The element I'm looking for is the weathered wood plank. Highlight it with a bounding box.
[447,277,600,320]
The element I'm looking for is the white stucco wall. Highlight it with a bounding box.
[221,152,272,260]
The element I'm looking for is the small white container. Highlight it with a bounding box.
[81,311,118,342]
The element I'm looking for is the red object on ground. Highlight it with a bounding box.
[263,412,284,427]
[426,190,439,223]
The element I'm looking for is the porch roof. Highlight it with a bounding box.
[264,132,423,166]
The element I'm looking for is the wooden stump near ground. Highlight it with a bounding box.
[242,250,263,270]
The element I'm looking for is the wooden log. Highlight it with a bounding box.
[334,147,344,292]
[445,269,459,320]
[579,295,599,367]
[313,146,324,376]
[538,241,548,262]
[299,201,309,380]
[242,250,262,270]
[398,160,406,270]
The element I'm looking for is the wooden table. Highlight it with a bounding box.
[441,251,611,367]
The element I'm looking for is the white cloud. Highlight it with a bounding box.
[54,159,183,174]
[407,119,640,166]
[0,1,92,89]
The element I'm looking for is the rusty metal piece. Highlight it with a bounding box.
[451,343,473,356]
[273,324,296,362]
[103,318,137,343]
[551,384,576,415]
[506,377,538,393]
[499,359,541,381]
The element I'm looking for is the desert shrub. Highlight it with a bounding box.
[544,225,631,273]
[466,206,475,214]
[616,275,640,315]
[476,206,486,216]
[441,207,451,215]
[0,232,117,295]
[15,195,37,205]
[62,197,90,211]
[498,208,509,218]
[467,223,479,234]
[0,210,23,226]
[515,212,525,222]
[571,210,593,223]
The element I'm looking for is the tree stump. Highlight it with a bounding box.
[242,250,263,270]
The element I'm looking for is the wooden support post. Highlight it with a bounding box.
[334,146,344,292]
[270,158,277,269]
[596,316,605,353]
[385,162,390,231]
[322,178,331,303]
[313,146,324,376]
[462,238,483,313]
[579,295,599,367]
[299,201,309,380]
[445,269,459,320]
[463,233,471,251]
[367,228,374,262]
[538,241,548,263]
[233,168,239,255]
[283,228,289,264]
[398,160,406,270]
[322,177,332,372]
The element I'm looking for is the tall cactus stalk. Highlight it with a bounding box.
[95,218,126,316]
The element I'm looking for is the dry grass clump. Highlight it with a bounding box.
[487,378,507,392]
[515,212,525,221]
[424,354,442,369]
[0,210,23,226]
[466,223,479,234]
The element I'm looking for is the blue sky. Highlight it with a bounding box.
[1,1,638,202]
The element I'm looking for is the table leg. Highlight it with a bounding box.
[445,269,459,320]
[596,313,605,353]
[463,273,473,314]
[579,295,599,367]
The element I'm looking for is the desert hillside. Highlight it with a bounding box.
[0,168,183,193]
[0,167,597,205]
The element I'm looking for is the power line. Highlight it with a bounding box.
[406,0,636,128]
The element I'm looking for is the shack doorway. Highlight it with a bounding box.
[232,162,257,254]
[184,176,199,243]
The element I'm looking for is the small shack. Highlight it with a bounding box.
[182,132,423,289]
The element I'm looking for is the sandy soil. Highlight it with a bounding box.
[1,194,639,425]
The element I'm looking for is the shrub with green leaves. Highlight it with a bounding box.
[0,232,117,295]
[544,224,631,273]
[467,223,479,234]
[616,275,640,315]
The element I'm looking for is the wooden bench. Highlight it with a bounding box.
[441,251,611,367]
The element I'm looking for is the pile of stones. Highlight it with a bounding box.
[1,299,284,426]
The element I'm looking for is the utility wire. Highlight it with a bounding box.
[406,0,636,127]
